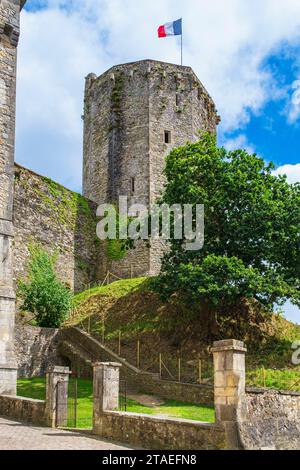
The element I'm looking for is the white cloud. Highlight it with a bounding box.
[16,0,300,190]
[287,79,300,123]
[280,301,300,325]
[273,163,300,183]
[221,134,255,154]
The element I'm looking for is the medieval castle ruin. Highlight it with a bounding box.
[0,0,219,394]
[1,2,300,452]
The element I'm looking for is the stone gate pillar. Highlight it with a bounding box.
[0,0,26,396]
[211,339,247,449]
[93,362,121,432]
[45,366,71,428]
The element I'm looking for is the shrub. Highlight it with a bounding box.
[19,246,72,328]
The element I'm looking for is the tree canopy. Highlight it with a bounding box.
[154,132,300,311]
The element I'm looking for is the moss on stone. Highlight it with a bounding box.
[16,167,97,230]
[110,72,125,130]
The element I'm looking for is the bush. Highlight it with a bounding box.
[19,246,72,328]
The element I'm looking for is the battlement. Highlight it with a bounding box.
[85,59,220,123]
[0,1,25,47]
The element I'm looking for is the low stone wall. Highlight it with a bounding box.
[238,388,300,450]
[135,375,213,406]
[14,325,67,377]
[0,395,46,426]
[94,411,225,450]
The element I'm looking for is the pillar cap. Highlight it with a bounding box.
[0,364,18,370]
[0,220,14,237]
[211,339,247,353]
[47,366,71,374]
[0,286,15,299]
[93,362,122,368]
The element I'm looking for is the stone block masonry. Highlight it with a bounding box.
[13,164,101,293]
[92,341,300,450]
[0,395,46,426]
[83,60,220,279]
[0,364,71,428]
[0,0,26,396]
[238,388,300,450]
[14,324,67,377]
[92,362,226,450]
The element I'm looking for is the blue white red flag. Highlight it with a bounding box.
[158,18,182,38]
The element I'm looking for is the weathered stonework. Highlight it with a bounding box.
[83,60,220,278]
[92,362,226,450]
[211,339,247,449]
[238,388,300,450]
[0,394,46,426]
[93,362,121,422]
[94,411,226,451]
[0,362,70,428]
[60,326,214,406]
[45,365,71,427]
[13,164,101,293]
[14,324,66,377]
[0,0,25,395]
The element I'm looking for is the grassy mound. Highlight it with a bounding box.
[67,278,300,390]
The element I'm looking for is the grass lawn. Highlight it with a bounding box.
[17,377,215,428]
[246,367,300,391]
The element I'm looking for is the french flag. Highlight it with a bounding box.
[158,18,182,38]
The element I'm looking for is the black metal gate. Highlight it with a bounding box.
[59,374,93,429]
[66,376,78,428]
[119,379,127,411]
[57,374,127,428]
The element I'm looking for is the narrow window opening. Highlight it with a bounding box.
[164,131,171,144]
[176,93,180,106]
[130,177,135,194]
[4,24,13,39]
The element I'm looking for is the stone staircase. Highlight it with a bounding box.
[58,327,214,405]
[58,327,159,386]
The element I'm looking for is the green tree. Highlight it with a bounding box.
[154,132,300,311]
[19,246,72,328]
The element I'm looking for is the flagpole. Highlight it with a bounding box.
[181,33,183,66]
[181,20,183,66]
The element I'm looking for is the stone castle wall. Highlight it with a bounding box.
[0,0,24,395]
[83,60,220,279]
[14,324,66,377]
[13,164,101,293]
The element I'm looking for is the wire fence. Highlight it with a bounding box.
[73,272,300,392]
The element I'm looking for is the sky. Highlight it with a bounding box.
[16,0,300,324]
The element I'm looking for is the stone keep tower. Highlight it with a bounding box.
[83,60,220,278]
[0,0,25,394]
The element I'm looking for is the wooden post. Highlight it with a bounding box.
[262,366,266,387]
[198,358,202,384]
[159,353,162,379]
[137,340,140,369]
[178,357,181,382]
[102,318,105,343]
[118,331,121,356]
